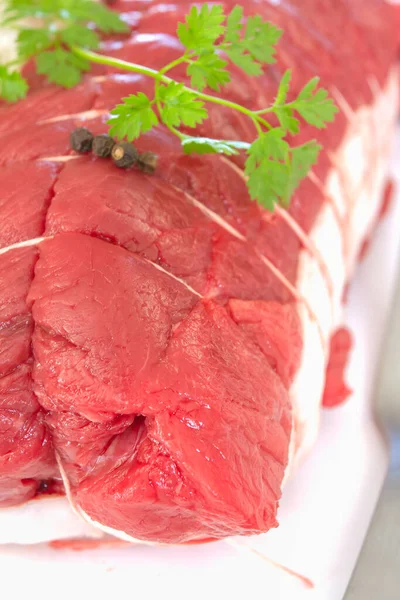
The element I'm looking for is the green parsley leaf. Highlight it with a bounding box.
[225,5,243,44]
[275,69,291,106]
[245,129,290,210]
[72,2,130,34]
[108,92,158,141]
[187,52,230,92]
[177,4,225,51]
[291,77,338,128]
[283,141,321,205]
[247,128,289,163]
[36,48,90,88]
[182,136,249,156]
[243,15,282,64]
[158,82,207,128]
[0,66,28,102]
[61,25,100,49]
[246,160,289,211]
[223,13,282,76]
[17,29,53,60]
[274,107,300,135]
[271,71,300,134]
[225,48,262,77]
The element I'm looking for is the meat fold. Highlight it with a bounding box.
[30,234,290,542]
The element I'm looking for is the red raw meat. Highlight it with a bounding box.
[0,162,58,247]
[28,234,290,542]
[323,328,353,409]
[0,0,398,544]
[0,248,56,505]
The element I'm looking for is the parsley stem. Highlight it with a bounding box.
[154,54,190,138]
[253,119,263,134]
[254,107,275,115]
[158,54,192,77]
[193,89,270,130]
[71,46,165,82]
[72,45,271,136]
[153,73,164,130]
[169,126,186,141]
[256,115,272,130]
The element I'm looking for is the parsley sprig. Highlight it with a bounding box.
[0,1,338,211]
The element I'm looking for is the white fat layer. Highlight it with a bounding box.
[274,205,334,295]
[322,169,348,220]
[291,66,399,464]
[0,67,399,545]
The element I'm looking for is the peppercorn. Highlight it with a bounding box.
[138,151,158,174]
[111,142,139,169]
[38,480,49,493]
[70,127,94,153]
[92,134,116,158]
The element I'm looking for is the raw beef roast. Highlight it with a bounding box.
[0,0,399,544]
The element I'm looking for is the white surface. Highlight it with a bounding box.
[0,132,398,599]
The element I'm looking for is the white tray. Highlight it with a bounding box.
[1,130,399,600]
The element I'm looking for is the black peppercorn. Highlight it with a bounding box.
[70,127,94,153]
[138,151,158,174]
[38,480,49,493]
[92,134,116,158]
[111,142,139,169]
